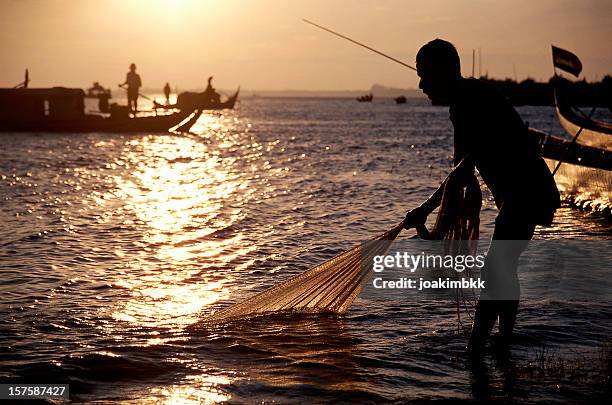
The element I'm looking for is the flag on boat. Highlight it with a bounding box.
[552,45,582,77]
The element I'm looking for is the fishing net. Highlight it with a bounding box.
[429,172,482,334]
[205,166,482,326]
[205,222,404,324]
[429,172,481,256]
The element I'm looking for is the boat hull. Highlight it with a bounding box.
[0,109,197,133]
[554,87,612,149]
[155,88,240,111]
[530,128,611,213]
[556,105,612,149]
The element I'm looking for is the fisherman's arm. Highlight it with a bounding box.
[406,113,473,228]
[403,157,474,233]
[119,74,129,87]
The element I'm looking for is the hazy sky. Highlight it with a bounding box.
[1,0,610,90]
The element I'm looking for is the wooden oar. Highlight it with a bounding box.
[117,84,154,102]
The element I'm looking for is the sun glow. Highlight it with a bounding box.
[153,0,197,10]
[127,0,205,24]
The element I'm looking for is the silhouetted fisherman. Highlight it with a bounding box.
[204,76,221,105]
[120,63,142,115]
[163,82,171,104]
[404,39,560,356]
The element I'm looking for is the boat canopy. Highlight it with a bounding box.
[0,88,85,120]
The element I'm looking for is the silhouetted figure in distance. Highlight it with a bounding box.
[204,76,221,105]
[91,82,104,93]
[163,82,171,105]
[404,39,560,356]
[120,63,142,115]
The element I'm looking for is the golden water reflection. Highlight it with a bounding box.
[109,127,254,328]
[150,374,232,405]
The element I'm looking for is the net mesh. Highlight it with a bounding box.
[205,222,404,324]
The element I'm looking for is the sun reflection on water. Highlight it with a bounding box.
[150,374,232,404]
[108,125,252,329]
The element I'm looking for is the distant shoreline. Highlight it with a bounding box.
[115,76,610,107]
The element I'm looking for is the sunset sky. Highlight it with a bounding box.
[1,0,610,91]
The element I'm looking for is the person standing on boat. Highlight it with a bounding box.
[403,39,560,356]
[163,82,171,105]
[121,63,142,115]
[204,76,221,105]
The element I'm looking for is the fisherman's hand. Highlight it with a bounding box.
[403,206,427,230]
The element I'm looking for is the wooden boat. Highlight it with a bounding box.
[542,46,612,212]
[155,87,240,111]
[551,45,611,149]
[357,93,373,102]
[555,91,612,149]
[0,87,200,133]
[530,127,611,213]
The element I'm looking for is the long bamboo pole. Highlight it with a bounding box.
[302,19,417,72]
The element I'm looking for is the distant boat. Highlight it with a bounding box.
[155,87,240,111]
[0,87,200,133]
[357,93,373,102]
[395,95,407,104]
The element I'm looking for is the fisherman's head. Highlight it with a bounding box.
[416,39,461,103]
[130,63,137,72]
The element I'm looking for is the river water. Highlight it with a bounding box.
[0,97,610,403]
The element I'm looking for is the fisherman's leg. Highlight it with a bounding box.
[491,209,535,342]
[497,300,519,340]
[467,300,498,356]
[128,92,138,114]
[467,243,507,355]
[467,209,533,354]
